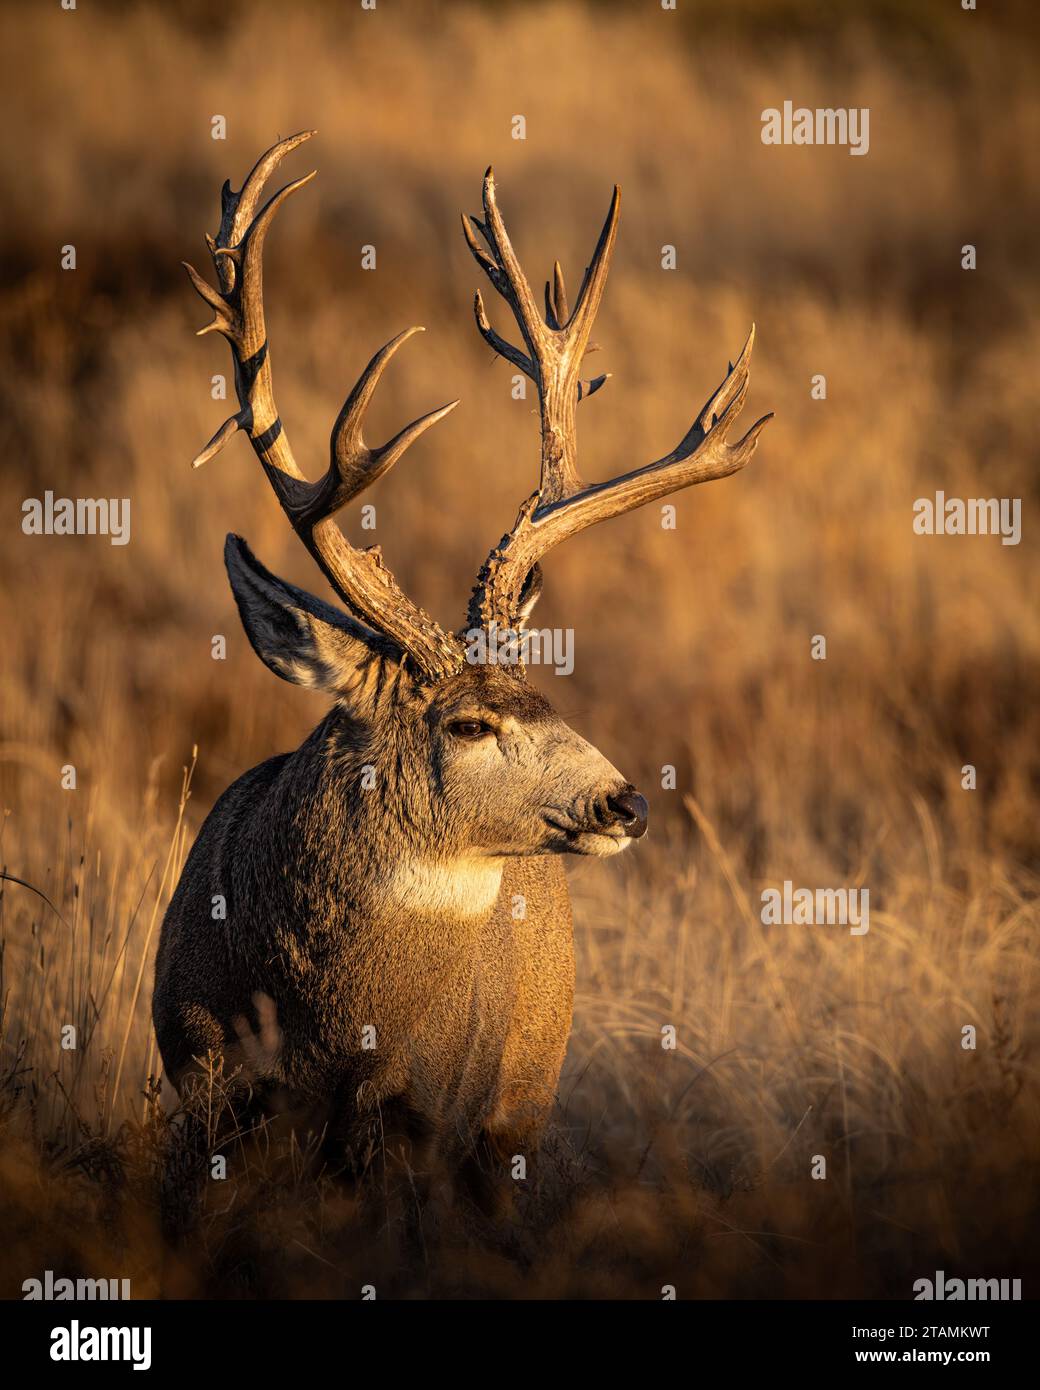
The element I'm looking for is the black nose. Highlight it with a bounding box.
[606,789,649,838]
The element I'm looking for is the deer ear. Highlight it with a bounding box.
[224,534,400,694]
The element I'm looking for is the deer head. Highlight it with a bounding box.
[184,133,770,866]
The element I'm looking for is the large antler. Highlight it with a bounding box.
[461,169,772,632]
[184,130,465,682]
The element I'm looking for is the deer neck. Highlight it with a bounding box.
[262,711,506,939]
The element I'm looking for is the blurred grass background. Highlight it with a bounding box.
[0,0,1038,1297]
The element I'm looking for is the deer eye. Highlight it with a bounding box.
[447,719,494,741]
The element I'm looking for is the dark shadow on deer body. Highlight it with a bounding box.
[154,132,767,1212]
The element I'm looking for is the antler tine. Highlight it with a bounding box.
[231,130,317,242]
[472,288,535,378]
[322,327,459,517]
[654,324,759,469]
[479,168,546,358]
[565,184,621,349]
[185,133,464,682]
[546,261,569,329]
[461,210,511,301]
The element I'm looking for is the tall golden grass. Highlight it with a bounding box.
[1,0,1038,1296]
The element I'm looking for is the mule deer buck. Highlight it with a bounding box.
[153,132,769,1199]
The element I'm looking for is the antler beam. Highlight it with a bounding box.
[184,131,464,682]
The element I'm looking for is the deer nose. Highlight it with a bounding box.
[606,789,649,838]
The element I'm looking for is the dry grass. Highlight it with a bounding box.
[1,0,1038,1298]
